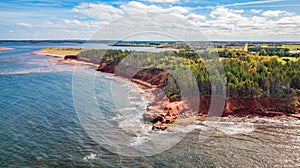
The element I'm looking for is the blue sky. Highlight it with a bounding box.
[0,0,299,41]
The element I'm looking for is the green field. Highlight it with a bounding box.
[43,47,81,55]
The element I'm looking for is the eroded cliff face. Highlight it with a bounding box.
[96,62,300,130]
[224,98,299,116]
[143,96,299,130]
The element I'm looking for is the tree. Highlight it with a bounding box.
[260,49,267,56]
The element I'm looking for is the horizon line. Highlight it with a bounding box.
[1,39,300,43]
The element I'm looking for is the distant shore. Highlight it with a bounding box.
[0,47,13,51]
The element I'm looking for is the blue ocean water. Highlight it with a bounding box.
[1,43,300,167]
[0,44,148,167]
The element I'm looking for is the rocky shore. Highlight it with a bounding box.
[32,48,300,130]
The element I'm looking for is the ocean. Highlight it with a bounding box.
[0,43,299,167]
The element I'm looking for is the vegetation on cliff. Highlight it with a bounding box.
[78,48,299,100]
[35,46,300,114]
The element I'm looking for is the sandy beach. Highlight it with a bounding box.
[0,47,13,51]
[31,50,67,58]
[32,49,99,68]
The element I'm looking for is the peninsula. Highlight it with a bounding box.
[32,42,300,130]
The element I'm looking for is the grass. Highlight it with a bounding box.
[279,57,298,63]
[43,47,81,55]
[209,48,243,52]
[256,44,300,51]
[281,45,300,51]
[221,55,298,65]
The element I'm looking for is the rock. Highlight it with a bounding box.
[152,102,182,130]
[64,55,78,60]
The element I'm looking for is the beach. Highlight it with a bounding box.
[0,47,13,51]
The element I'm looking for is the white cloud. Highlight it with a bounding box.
[16,22,31,27]
[186,13,206,20]
[209,7,248,22]
[65,2,300,40]
[251,9,263,14]
[120,1,189,15]
[262,10,293,17]
[72,3,124,20]
[120,1,163,14]
[221,0,283,7]
[64,19,81,25]
[276,16,300,24]
[191,6,300,39]
[62,19,108,28]
[88,13,206,41]
[72,1,191,19]
[233,9,244,13]
[147,0,180,3]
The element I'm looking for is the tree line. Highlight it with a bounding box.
[78,49,300,99]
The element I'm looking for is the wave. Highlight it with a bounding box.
[83,153,98,161]
[203,121,255,135]
[129,136,150,146]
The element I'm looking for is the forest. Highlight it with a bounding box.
[78,48,300,100]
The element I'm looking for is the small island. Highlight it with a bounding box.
[32,42,300,130]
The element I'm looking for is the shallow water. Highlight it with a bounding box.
[0,43,299,167]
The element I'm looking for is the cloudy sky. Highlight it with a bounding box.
[0,0,299,41]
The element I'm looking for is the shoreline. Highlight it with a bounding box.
[0,47,13,51]
[31,50,68,58]
[31,48,300,130]
[31,50,99,67]
[31,49,184,129]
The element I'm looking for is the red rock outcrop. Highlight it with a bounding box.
[152,100,182,130]
[64,55,78,60]
[151,96,299,130]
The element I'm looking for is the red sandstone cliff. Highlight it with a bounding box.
[97,61,300,130]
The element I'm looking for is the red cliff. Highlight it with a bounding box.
[96,62,300,130]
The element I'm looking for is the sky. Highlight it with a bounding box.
[0,0,299,41]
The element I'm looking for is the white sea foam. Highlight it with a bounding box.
[129,136,150,146]
[203,121,255,135]
[118,107,137,112]
[167,124,208,133]
[83,153,98,161]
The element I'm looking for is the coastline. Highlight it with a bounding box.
[31,48,184,129]
[31,48,300,130]
[32,50,72,59]
[31,50,99,67]
[0,47,13,51]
